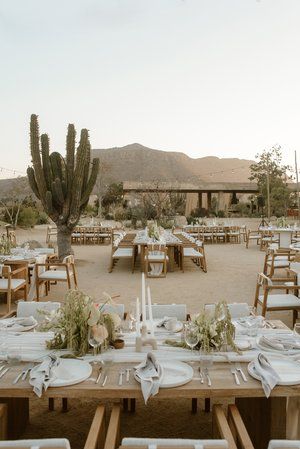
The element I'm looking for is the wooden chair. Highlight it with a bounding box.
[227,226,240,244]
[0,403,106,449]
[35,255,78,301]
[144,303,187,321]
[104,404,238,449]
[254,272,300,325]
[263,249,291,277]
[245,230,261,249]
[180,241,207,273]
[144,244,168,278]
[109,233,136,273]
[46,226,57,244]
[214,226,226,244]
[0,266,28,314]
[2,300,61,322]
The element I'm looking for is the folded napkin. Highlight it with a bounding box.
[157,317,174,328]
[135,352,163,404]
[249,353,280,397]
[259,336,300,351]
[0,316,37,328]
[29,356,70,397]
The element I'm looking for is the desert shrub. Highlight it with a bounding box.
[217,210,225,218]
[84,204,97,217]
[190,207,208,218]
[18,207,38,228]
[37,211,49,224]
[113,206,127,221]
[158,218,174,229]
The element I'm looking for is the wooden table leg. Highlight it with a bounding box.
[140,245,145,272]
[168,247,175,272]
[235,397,286,449]
[0,398,29,438]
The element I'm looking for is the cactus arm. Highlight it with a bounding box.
[41,133,52,190]
[27,167,40,199]
[68,129,89,225]
[29,114,48,200]
[52,178,65,206]
[66,124,75,190]
[82,140,91,194]
[50,152,64,181]
[80,158,99,206]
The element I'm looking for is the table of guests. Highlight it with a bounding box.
[0,276,299,449]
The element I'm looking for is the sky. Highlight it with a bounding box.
[1,0,300,179]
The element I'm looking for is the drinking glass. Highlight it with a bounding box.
[88,327,103,362]
[184,323,199,356]
[7,345,21,365]
[294,323,300,338]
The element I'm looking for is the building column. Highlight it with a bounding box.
[207,192,212,210]
[198,192,203,209]
[218,191,225,211]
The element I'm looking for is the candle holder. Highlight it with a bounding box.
[135,324,158,352]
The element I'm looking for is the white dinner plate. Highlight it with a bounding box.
[0,321,38,333]
[49,359,92,387]
[256,337,300,355]
[248,356,300,385]
[134,360,193,388]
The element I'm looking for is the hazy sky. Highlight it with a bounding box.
[1,0,300,178]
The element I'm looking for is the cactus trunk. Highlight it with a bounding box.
[27,114,99,260]
[57,225,73,260]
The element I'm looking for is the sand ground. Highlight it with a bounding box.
[1,220,294,446]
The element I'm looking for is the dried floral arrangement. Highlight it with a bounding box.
[39,289,121,356]
[166,301,238,353]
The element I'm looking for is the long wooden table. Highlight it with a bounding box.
[0,358,293,448]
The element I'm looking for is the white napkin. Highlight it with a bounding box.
[134,352,163,404]
[29,356,70,397]
[237,316,264,328]
[249,353,280,397]
[0,316,37,328]
[259,336,300,351]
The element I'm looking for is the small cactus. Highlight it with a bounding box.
[27,114,99,259]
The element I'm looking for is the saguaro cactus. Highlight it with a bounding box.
[27,114,99,259]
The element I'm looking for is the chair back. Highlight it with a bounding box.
[145,304,187,321]
[99,303,125,319]
[121,438,228,449]
[16,301,61,323]
[34,248,55,255]
[204,303,250,319]
[62,255,74,265]
[268,441,300,449]
[0,438,70,449]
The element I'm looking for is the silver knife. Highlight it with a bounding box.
[204,368,211,386]
[198,366,204,384]
[101,373,108,387]
[235,363,247,382]
[96,367,102,384]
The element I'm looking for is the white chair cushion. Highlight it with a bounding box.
[38,270,72,281]
[0,279,25,290]
[34,248,55,254]
[0,438,71,449]
[113,248,133,258]
[267,260,290,268]
[16,301,61,322]
[146,304,187,321]
[259,294,300,308]
[249,235,261,239]
[183,248,203,258]
[205,303,250,319]
[99,303,125,318]
[122,438,228,449]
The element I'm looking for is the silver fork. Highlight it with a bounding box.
[226,355,240,385]
[235,363,247,382]
[13,365,32,384]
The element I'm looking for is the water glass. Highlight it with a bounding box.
[184,323,199,356]
[7,345,21,365]
[88,327,103,362]
[294,323,300,338]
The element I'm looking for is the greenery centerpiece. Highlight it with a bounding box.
[0,234,14,255]
[276,216,289,229]
[39,289,121,356]
[166,301,238,353]
[147,221,161,241]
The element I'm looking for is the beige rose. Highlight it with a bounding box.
[92,324,108,343]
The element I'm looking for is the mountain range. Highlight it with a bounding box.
[0,143,254,195]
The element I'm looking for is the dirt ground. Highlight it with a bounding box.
[1,220,294,446]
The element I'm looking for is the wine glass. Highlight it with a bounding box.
[294,323,300,338]
[88,327,103,362]
[184,323,199,357]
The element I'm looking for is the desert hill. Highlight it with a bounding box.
[0,143,254,195]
